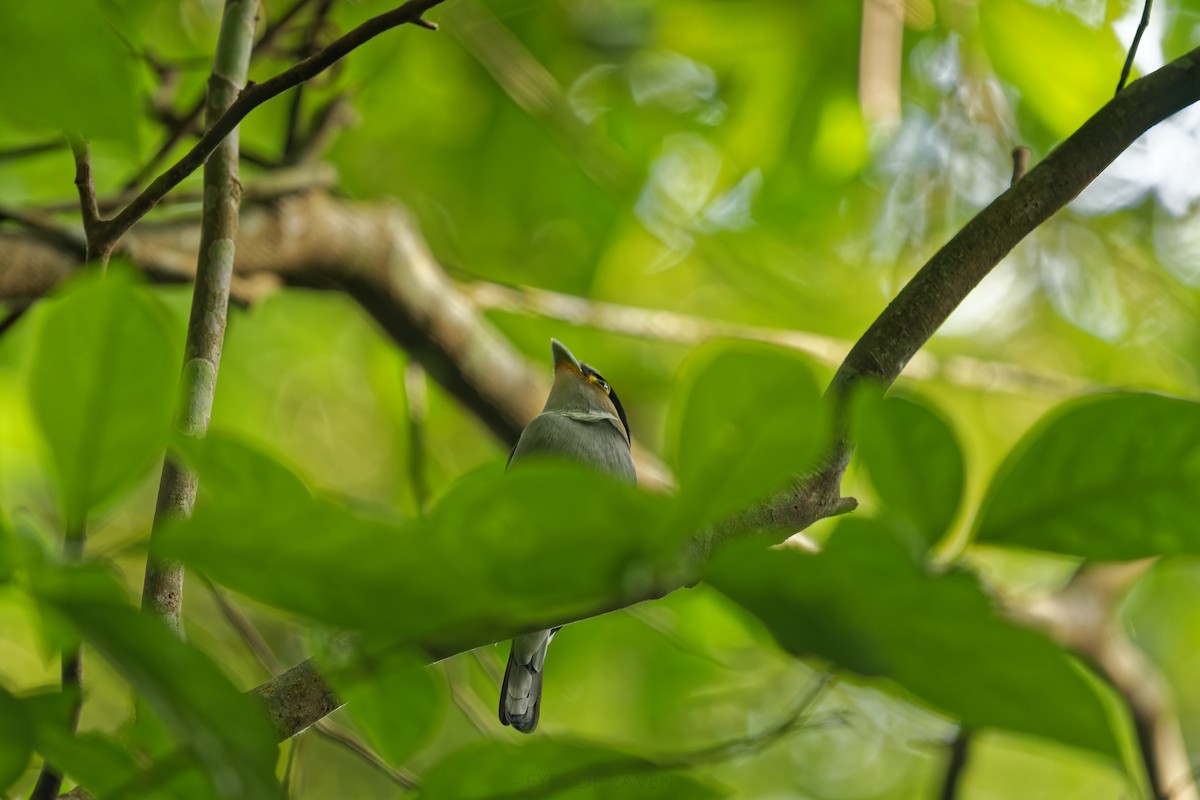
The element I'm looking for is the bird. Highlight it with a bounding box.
[498,338,636,733]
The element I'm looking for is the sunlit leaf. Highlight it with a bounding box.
[669,341,825,526]
[418,739,724,800]
[855,391,964,551]
[975,393,1200,558]
[29,269,176,528]
[31,566,281,800]
[706,519,1123,759]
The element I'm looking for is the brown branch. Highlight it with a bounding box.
[1117,0,1154,93]
[87,0,444,258]
[121,0,326,191]
[465,281,1094,398]
[68,139,108,270]
[1013,562,1196,800]
[30,524,86,800]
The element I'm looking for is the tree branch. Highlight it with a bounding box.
[79,0,445,261]
[142,0,260,634]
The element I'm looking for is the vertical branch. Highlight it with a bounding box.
[938,728,971,800]
[68,139,110,271]
[141,0,260,632]
[27,594,83,800]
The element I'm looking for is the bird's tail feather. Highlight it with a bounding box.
[499,628,558,734]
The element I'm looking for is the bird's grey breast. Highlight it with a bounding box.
[510,412,636,484]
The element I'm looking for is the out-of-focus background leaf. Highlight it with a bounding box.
[854,391,965,552]
[975,392,1200,558]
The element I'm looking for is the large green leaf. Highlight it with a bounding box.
[974,393,1200,559]
[706,519,1123,759]
[980,0,1125,139]
[0,685,31,796]
[418,739,724,800]
[154,436,680,651]
[29,270,176,528]
[320,649,445,767]
[31,566,281,800]
[24,690,150,798]
[669,341,825,526]
[855,392,964,551]
[0,0,142,144]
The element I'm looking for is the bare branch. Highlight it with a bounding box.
[938,728,971,800]
[1117,0,1154,93]
[100,0,445,249]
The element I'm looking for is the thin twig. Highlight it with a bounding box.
[68,138,108,270]
[1117,0,1154,93]
[466,281,1094,397]
[938,727,971,800]
[0,138,65,163]
[1011,146,1031,185]
[445,667,503,738]
[39,161,338,215]
[121,0,323,191]
[312,722,421,789]
[202,578,419,790]
[29,523,86,800]
[99,0,445,252]
[283,0,336,160]
[477,675,836,800]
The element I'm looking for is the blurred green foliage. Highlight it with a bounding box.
[3,0,1200,798]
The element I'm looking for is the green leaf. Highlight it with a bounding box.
[418,739,724,800]
[706,519,1123,759]
[980,0,1125,138]
[156,436,679,651]
[32,565,281,800]
[855,391,964,551]
[669,341,825,526]
[0,685,31,795]
[974,393,1200,558]
[24,690,144,797]
[29,269,176,528]
[0,0,142,144]
[321,650,445,767]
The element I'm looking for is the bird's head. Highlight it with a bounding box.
[545,338,631,442]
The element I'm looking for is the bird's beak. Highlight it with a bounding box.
[550,338,582,373]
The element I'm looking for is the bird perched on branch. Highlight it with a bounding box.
[498,338,636,733]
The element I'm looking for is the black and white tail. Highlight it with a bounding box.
[498,627,559,734]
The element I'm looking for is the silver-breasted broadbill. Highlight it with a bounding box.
[498,339,636,733]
